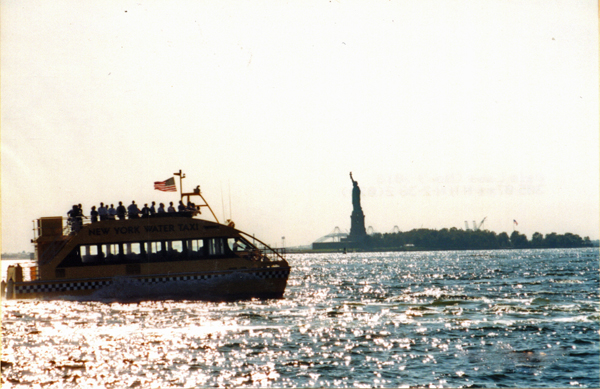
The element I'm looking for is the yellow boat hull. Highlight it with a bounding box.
[10,267,290,302]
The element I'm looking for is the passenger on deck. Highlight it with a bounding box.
[108,204,117,220]
[187,201,197,211]
[67,205,79,229]
[178,201,186,212]
[141,204,150,217]
[116,201,126,220]
[77,204,83,224]
[167,202,176,213]
[98,203,108,221]
[90,206,99,223]
[157,203,166,213]
[127,201,140,219]
[149,201,156,215]
[67,205,78,220]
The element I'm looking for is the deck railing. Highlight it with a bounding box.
[255,244,287,262]
[238,231,287,262]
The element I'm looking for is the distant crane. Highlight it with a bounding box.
[465,217,486,231]
[475,217,487,231]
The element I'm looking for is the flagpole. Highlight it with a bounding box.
[174,170,185,200]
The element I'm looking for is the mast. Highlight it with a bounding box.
[174,169,220,224]
[174,169,185,199]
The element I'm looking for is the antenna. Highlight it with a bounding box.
[228,181,232,221]
[221,182,225,222]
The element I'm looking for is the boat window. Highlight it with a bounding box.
[150,241,162,254]
[170,240,184,253]
[228,237,253,252]
[81,245,91,263]
[99,245,108,258]
[208,238,226,256]
[88,246,98,256]
[66,236,241,266]
[188,239,204,252]
[129,243,141,255]
[104,244,119,261]
[81,245,104,263]
[106,244,118,255]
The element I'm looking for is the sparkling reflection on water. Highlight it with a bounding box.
[2,249,599,388]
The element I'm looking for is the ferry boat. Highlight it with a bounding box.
[3,171,290,302]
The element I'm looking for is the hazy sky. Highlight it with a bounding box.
[2,0,598,252]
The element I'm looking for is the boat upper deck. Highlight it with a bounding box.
[34,212,286,272]
[36,213,235,243]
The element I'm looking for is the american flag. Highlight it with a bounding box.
[154,177,177,192]
[513,219,518,225]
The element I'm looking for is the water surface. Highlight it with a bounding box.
[2,248,598,387]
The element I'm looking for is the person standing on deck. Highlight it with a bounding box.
[98,202,108,221]
[116,201,126,220]
[67,205,77,222]
[128,201,140,219]
[90,206,99,223]
[76,204,83,228]
[141,203,150,217]
[67,205,80,232]
[108,204,117,220]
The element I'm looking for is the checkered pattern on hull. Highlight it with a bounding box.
[146,269,289,283]
[15,280,111,294]
[14,268,290,296]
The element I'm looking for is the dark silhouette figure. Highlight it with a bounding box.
[116,201,126,220]
[128,201,140,219]
[349,172,367,240]
[90,206,99,223]
[350,172,361,212]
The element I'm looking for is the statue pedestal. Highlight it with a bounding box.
[349,209,367,241]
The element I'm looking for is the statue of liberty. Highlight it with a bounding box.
[350,172,362,212]
[349,172,367,240]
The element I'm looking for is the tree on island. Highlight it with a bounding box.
[367,228,592,251]
[531,232,544,248]
[497,232,510,248]
[510,231,529,248]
